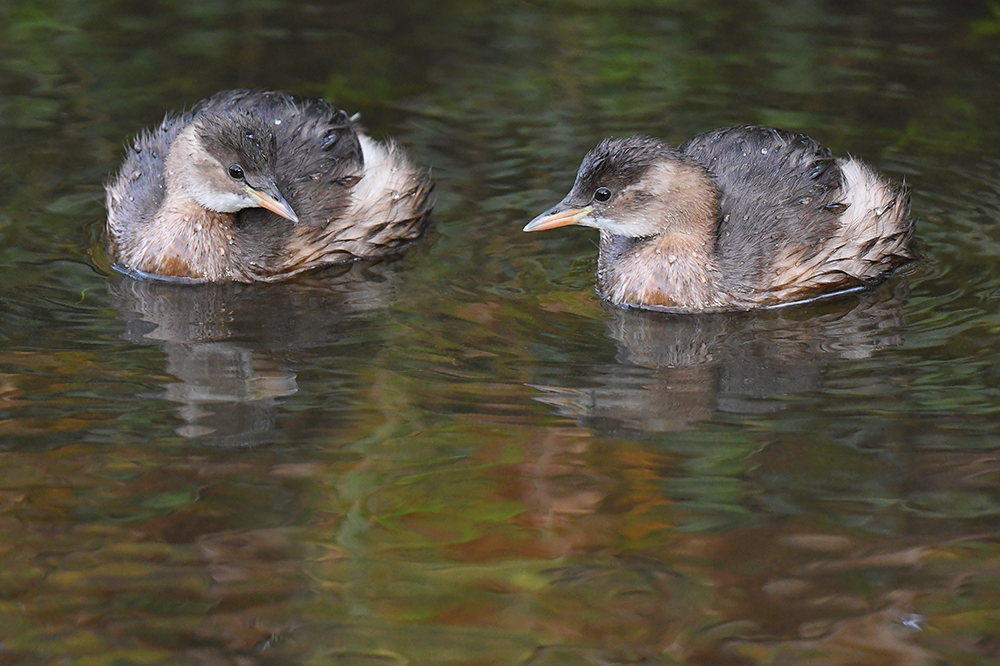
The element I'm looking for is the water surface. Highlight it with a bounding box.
[2,1,1000,664]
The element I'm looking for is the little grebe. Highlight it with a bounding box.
[106,89,432,282]
[524,126,914,311]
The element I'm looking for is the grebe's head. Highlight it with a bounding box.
[525,135,715,239]
[174,110,298,222]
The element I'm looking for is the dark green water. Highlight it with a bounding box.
[2,1,1000,664]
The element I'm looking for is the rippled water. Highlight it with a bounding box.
[2,1,1000,664]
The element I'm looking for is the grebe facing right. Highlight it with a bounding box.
[106,89,432,283]
[524,126,914,312]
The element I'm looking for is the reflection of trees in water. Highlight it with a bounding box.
[508,424,1000,666]
[107,262,404,446]
[2,426,998,664]
[528,280,909,434]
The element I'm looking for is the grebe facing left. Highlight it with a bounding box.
[106,89,432,282]
[525,126,914,312]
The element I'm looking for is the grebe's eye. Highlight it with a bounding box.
[593,187,612,203]
[228,164,245,180]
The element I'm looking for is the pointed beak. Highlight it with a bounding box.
[523,204,593,232]
[245,183,299,223]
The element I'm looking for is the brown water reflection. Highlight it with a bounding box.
[0,411,998,663]
[0,448,324,663]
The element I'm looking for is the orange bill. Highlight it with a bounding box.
[523,205,593,232]
[245,184,299,222]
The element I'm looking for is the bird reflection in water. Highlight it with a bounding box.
[529,280,910,433]
[107,262,403,445]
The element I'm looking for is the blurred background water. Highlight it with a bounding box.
[1,0,1000,664]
